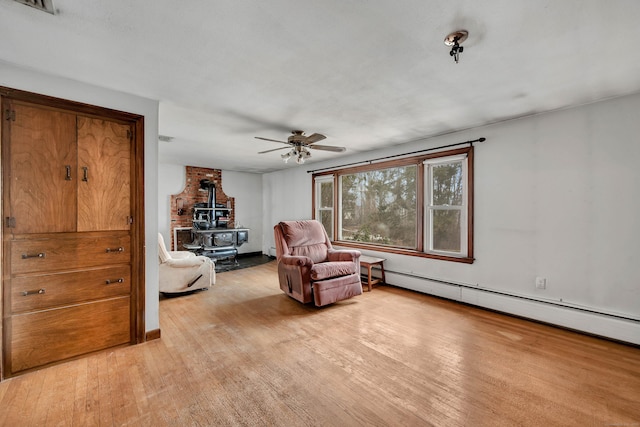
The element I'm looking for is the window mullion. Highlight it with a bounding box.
[416,162,425,252]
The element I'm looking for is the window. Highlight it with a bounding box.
[339,166,417,248]
[314,175,334,240]
[424,155,468,257]
[313,146,473,263]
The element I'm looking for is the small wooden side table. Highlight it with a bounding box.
[359,255,386,291]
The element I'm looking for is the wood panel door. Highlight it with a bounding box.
[77,117,131,232]
[8,102,77,234]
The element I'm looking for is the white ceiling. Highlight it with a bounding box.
[2,0,640,173]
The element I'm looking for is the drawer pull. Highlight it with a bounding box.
[22,288,45,296]
[21,252,46,259]
[65,165,72,181]
[106,247,124,253]
[105,278,124,285]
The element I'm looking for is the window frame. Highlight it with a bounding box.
[337,163,418,249]
[313,175,336,240]
[312,146,474,264]
[424,154,469,258]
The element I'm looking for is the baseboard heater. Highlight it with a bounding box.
[385,269,639,324]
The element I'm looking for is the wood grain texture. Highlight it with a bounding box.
[77,116,131,232]
[10,265,131,313]
[10,296,131,374]
[8,102,77,234]
[1,88,147,381]
[1,261,639,426]
[10,233,131,275]
[132,116,146,344]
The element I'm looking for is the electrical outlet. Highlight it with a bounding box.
[535,277,546,289]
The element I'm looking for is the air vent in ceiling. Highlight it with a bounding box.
[13,0,55,14]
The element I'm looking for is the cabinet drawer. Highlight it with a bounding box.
[11,235,131,274]
[9,297,131,374]
[10,266,131,313]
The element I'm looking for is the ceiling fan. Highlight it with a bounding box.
[255,130,346,164]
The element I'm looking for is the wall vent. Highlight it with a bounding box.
[159,135,174,142]
[13,0,55,14]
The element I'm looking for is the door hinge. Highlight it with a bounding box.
[128,216,134,224]
[127,129,132,141]
[6,217,16,228]
[5,109,16,121]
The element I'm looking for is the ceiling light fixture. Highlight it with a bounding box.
[281,149,294,163]
[281,146,312,164]
[296,148,311,164]
[444,30,468,64]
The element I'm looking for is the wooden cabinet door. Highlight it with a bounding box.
[76,117,131,231]
[8,102,77,234]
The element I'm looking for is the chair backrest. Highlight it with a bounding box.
[158,232,172,263]
[274,220,333,264]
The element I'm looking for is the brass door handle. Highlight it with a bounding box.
[105,278,124,285]
[106,247,124,253]
[82,166,88,182]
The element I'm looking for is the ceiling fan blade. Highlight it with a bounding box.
[255,136,289,144]
[258,146,291,154]
[304,133,327,144]
[309,144,346,152]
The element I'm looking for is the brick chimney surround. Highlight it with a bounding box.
[169,166,235,250]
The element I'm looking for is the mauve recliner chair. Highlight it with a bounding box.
[274,220,362,306]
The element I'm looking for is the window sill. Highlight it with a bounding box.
[333,241,474,264]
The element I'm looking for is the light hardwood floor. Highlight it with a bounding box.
[1,260,639,426]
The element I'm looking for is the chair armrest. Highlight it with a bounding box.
[165,256,210,268]
[169,251,196,260]
[280,254,313,268]
[327,249,361,262]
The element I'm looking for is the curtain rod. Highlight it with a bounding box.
[307,137,486,174]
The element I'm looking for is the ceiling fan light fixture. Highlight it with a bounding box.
[295,148,311,164]
[444,30,468,64]
[257,130,345,164]
[281,150,293,163]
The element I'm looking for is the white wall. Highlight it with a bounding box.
[0,60,161,333]
[157,164,263,254]
[157,163,187,244]
[263,92,640,344]
[262,167,314,256]
[221,170,263,254]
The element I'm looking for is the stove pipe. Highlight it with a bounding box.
[200,179,216,209]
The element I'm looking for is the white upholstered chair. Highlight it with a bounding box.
[158,233,215,294]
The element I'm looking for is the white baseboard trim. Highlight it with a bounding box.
[385,270,640,346]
